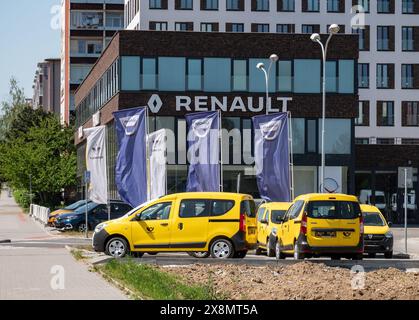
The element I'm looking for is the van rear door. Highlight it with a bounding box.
[306,201,361,248]
[241,199,257,245]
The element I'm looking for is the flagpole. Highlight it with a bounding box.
[145,107,151,200]
[288,111,295,201]
[218,110,223,192]
[106,126,111,221]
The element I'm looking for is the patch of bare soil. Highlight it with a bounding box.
[159,262,419,300]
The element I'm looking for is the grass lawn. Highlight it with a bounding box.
[97,259,222,300]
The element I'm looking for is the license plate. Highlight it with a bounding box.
[315,231,336,238]
[248,227,256,235]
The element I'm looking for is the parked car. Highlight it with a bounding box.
[93,192,257,259]
[255,202,291,257]
[361,204,393,259]
[359,189,386,211]
[48,200,91,225]
[276,193,364,260]
[54,200,132,232]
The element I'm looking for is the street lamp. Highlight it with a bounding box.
[257,54,279,115]
[310,24,340,193]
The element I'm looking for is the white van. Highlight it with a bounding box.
[359,190,386,210]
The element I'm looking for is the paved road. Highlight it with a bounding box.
[0,191,126,300]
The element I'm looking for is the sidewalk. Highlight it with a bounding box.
[0,190,127,300]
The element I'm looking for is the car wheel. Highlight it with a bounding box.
[275,241,284,260]
[233,250,248,259]
[293,242,305,260]
[267,238,276,257]
[210,239,234,259]
[187,252,210,259]
[255,247,264,256]
[77,223,87,233]
[106,237,129,258]
[384,251,393,259]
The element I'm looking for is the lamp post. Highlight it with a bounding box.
[310,24,340,193]
[257,54,279,115]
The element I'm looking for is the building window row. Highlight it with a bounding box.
[71,11,123,29]
[144,0,419,14]
[358,63,419,89]
[355,101,419,127]
[119,56,355,94]
[76,59,119,127]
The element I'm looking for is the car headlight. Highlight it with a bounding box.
[65,215,79,220]
[272,227,278,236]
[385,231,393,238]
[95,223,107,233]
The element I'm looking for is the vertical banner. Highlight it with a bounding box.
[186,111,220,192]
[253,112,291,202]
[84,126,108,204]
[113,107,147,207]
[147,129,167,200]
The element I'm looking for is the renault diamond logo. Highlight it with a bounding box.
[148,94,163,113]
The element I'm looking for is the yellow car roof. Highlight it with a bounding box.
[158,192,252,201]
[360,204,382,213]
[260,202,292,210]
[294,193,359,202]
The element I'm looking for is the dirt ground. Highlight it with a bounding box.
[159,262,419,300]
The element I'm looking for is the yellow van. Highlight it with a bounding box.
[256,202,291,256]
[361,204,393,259]
[93,192,257,259]
[277,194,364,260]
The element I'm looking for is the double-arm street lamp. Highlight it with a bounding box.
[310,24,340,193]
[257,54,279,115]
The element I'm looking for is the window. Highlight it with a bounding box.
[306,119,317,153]
[211,200,235,217]
[402,27,414,51]
[377,101,394,126]
[204,58,231,92]
[70,11,103,28]
[201,23,218,32]
[319,119,351,154]
[159,57,186,91]
[307,201,361,219]
[187,59,202,91]
[376,138,394,145]
[139,202,172,220]
[294,59,321,93]
[175,22,193,31]
[226,0,242,10]
[241,200,256,218]
[252,24,269,32]
[179,200,210,218]
[327,0,340,12]
[276,24,294,33]
[203,0,219,10]
[150,21,168,30]
[121,56,140,91]
[106,12,123,28]
[278,60,293,92]
[271,210,287,223]
[179,0,193,9]
[377,26,393,51]
[358,63,369,88]
[403,0,415,13]
[355,138,369,145]
[377,0,391,13]
[230,23,244,32]
[279,0,295,11]
[355,0,370,12]
[233,60,248,91]
[71,39,103,55]
[142,58,157,90]
[257,207,266,221]
[402,64,414,88]
[339,60,355,93]
[352,26,369,51]
[291,118,305,154]
[404,101,419,126]
[376,64,393,89]
[254,0,269,11]
[326,61,337,93]
[70,65,92,84]
[249,58,276,92]
[149,0,164,9]
[355,101,370,126]
[305,0,320,12]
[302,24,318,34]
[285,201,304,221]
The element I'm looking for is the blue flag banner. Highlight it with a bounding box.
[113,107,147,207]
[186,111,221,192]
[252,112,291,202]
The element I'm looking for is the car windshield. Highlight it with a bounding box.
[65,200,87,210]
[127,199,157,217]
[363,212,386,226]
[271,210,286,223]
[307,201,361,219]
[74,202,99,214]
